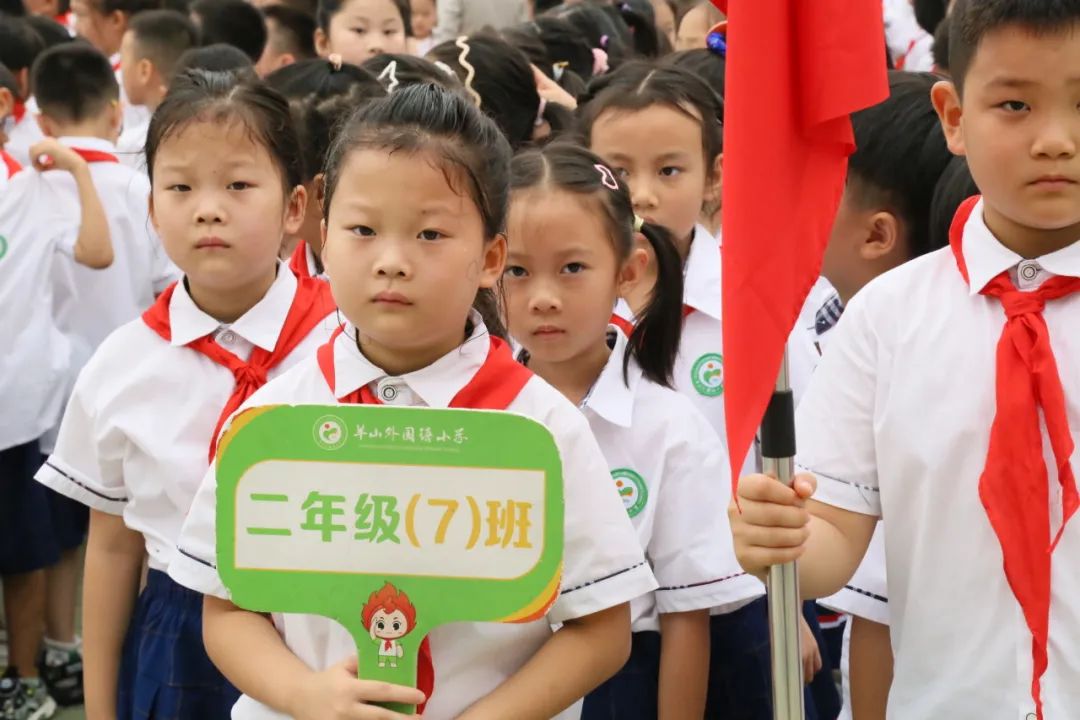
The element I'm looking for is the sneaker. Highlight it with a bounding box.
[0,672,57,720]
[38,645,83,707]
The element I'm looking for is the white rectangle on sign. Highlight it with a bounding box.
[233,460,547,580]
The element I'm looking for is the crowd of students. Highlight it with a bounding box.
[1,1,1077,720]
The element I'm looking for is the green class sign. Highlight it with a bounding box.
[215,404,565,713]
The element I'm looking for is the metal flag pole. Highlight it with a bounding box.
[760,349,804,720]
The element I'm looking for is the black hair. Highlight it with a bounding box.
[948,0,1080,93]
[609,0,661,57]
[361,53,462,92]
[428,33,572,150]
[262,4,317,60]
[914,0,948,34]
[91,0,163,16]
[267,0,317,15]
[511,16,595,91]
[928,156,980,253]
[191,0,268,62]
[0,0,25,16]
[173,43,256,79]
[146,68,304,193]
[932,16,950,72]
[25,16,75,49]
[31,44,119,123]
[550,2,635,68]
[0,63,18,96]
[663,48,725,118]
[130,10,199,79]
[265,58,386,181]
[0,18,46,79]
[579,60,724,171]
[509,142,683,387]
[323,83,512,339]
[847,71,953,259]
[315,0,410,35]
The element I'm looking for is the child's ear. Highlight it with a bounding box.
[314,27,331,57]
[478,233,507,288]
[147,191,158,232]
[860,211,901,261]
[708,152,723,203]
[0,88,13,127]
[283,184,308,236]
[932,80,965,156]
[618,245,649,297]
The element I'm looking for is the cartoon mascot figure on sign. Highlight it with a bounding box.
[362,582,417,668]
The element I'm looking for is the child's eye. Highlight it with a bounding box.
[562,262,586,274]
[166,184,190,192]
[613,167,630,179]
[418,229,444,241]
[504,265,528,278]
[227,181,252,191]
[660,166,682,177]
[999,100,1029,113]
[349,225,376,237]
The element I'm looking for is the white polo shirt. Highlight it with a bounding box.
[5,97,45,167]
[581,329,764,632]
[795,199,1080,720]
[115,119,148,172]
[47,136,178,353]
[169,316,658,720]
[0,167,79,451]
[36,266,335,573]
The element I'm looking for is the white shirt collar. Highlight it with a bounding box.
[580,328,641,428]
[167,262,297,350]
[683,224,722,319]
[330,310,491,407]
[56,136,118,153]
[963,198,1080,294]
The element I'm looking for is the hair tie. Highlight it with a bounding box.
[707,21,728,58]
[600,34,609,49]
[594,163,619,191]
[455,36,482,108]
[377,60,400,93]
[633,215,645,232]
[591,47,609,76]
[535,97,547,127]
[328,53,343,71]
[552,61,568,82]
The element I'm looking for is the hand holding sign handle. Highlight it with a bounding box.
[216,404,564,715]
[293,657,424,719]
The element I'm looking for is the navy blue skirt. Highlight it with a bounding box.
[117,570,240,720]
[581,630,661,720]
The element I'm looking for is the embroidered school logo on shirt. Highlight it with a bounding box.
[611,468,648,518]
[0,235,7,261]
[313,414,348,450]
[691,353,724,396]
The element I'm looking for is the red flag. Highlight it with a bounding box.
[716,0,887,484]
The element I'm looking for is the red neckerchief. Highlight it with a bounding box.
[950,195,1080,720]
[12,99,25,124]
[141,272,334,463]
[289,242,312,278]
[608,304,695,335]
[1,150,21,179]
[316,324,533,712]
[71,148,119,164]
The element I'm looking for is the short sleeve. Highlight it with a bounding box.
[49,221,81,258]
[819,524,888,624]
[168,461,228,598]
[548,405,657,625]
[795,290,881,516]
[35,361,128,514]
[650,415,763,615]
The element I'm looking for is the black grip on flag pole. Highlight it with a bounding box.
[760,389,796,459]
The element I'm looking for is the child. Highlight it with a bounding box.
[427,33,573,148]
[361,52,463,91]
[69,0,161,134]
[0,17,46,166]
[264,57,386,273]
[255,4,317,77]
[503,142,761,720]
[408,0,435,55]
[174,43,258,78]
[169,83,656,720]
[0,136,114,720]
[115,10,197,169]
[0,63,23,192]
[314,0,410,65]
[190,0,268,63]
[731,2,1080,717]
[34,69,336,720]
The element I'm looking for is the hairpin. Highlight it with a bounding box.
[455,36,482,108]
[433,60,456,78]
[535,97,547,127]
[591,47,609,76]
[595,163,619,191]
[706,21,727,58]
[377,60,400,93]
[328,53,343,71]
[634,215,644,232]
[600,34,609,49]
[552,61,568,82]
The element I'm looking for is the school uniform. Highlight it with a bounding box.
[169,314,658,720]
[287,241,326,281]
[882,0,934,71]
[46,137,178,353]
[578,328,762,720]
[115,119,148,172]
[35,265,336,720]
[796,197,1080,720]
[0,148,21,193]
[5,96,45,167]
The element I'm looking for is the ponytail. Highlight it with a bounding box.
[626,221,683,388]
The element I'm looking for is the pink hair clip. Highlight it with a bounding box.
[591,48,609,76]
[595,163,619,191]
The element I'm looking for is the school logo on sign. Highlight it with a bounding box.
[313,415,347,450]
[691,353,724,396]
[612,468,648,518]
